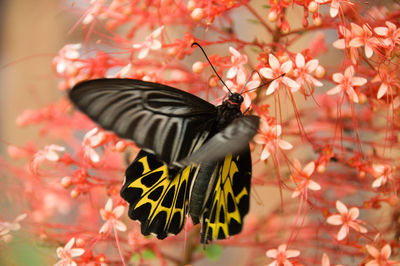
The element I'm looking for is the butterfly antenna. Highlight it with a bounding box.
[191,42,232,94]
[242,73,286,94]
[239,70,263,94]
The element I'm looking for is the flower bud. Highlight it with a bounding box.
[191,8,204,21]
[308,1,318,13]
[315,65,326,78]
[192,61,204,73]
[61,176,72,188]
[268,11,278,22]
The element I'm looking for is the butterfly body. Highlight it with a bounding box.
[69,78,259,243]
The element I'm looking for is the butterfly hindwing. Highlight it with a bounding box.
[69,79,217,166]
[199,150,252,243]
[120,150,196,239]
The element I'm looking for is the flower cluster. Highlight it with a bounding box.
[1,0,400,265]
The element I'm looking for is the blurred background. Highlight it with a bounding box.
[0,1,74,264]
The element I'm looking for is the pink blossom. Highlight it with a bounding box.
[333,25,359,64]
[226,47,248,85]
[374,21,400,50]
[31,145,66,173]
[326,66,367,103]
[259,54,300,95]
[290,159,321,198]
[99,198,127,234]
[293,53,323,92]
[55,237,85,266]
[371,164,393,188]
[254,121,293,161]
[0,213,27,242]
[132,26,164,59]
[266,244,300,266]
[365,244,399,266]
[82,128,106,163]
[349,23,376,58]
[371,72,398,100]
[326,201,367,240]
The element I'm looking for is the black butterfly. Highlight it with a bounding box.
[69,78,259,243]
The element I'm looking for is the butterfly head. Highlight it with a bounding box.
[228,92,244,105]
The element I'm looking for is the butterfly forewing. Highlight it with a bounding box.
[199,150,252,243]
[121,150,197,238]
[69,79,217,166]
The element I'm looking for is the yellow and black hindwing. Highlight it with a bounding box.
[120,150,196,239]
[121,149,251,243]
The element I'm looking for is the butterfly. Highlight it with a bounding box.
[69,77,259,243]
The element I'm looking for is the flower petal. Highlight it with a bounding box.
[326,85,342,95]
[377,83,388,99]
[326,214,343,225]
[278,140,293,150]
[332,73,344,83]
[113,206,125,218]
[366,244,380,258]
[295,53,305,68]
[336,201,348,215]
[352,77,367,86]
[269,54,281,71]
[105,198,113,211]
[266,80,279,95]
[70,248,85,257]
[348,207,360,220]
[346,87,359,103]
[65,237,75,250]
[260,67,273,79]
[303,161,315,176]
[281,61,293,74]
[308,180,321,191]
[337,225,349,240]
[381,244,391,259]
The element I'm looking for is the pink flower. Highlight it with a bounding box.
[266,244,300,266]
[82,128,106,163]
[290,159,321,198]
[0,213,27,242]
[374,21,400,50]
[99,198,127,234]
[31,145,66,173]
[132,26,164,59]
[365,244,399,266]
[254,121,293,161]
[349,23,376,58]
[326,201,367,241]
[372,164,393,188]
[371,72,398,100]
[259,54,300,95]
[53,44,83,75]
[326,66,367,103]
[293,53,323,92]
[55,237,85,266]
[226,47,248,85]
[333,25,359,64]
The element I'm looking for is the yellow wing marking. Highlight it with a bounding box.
[128,156,192,231]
